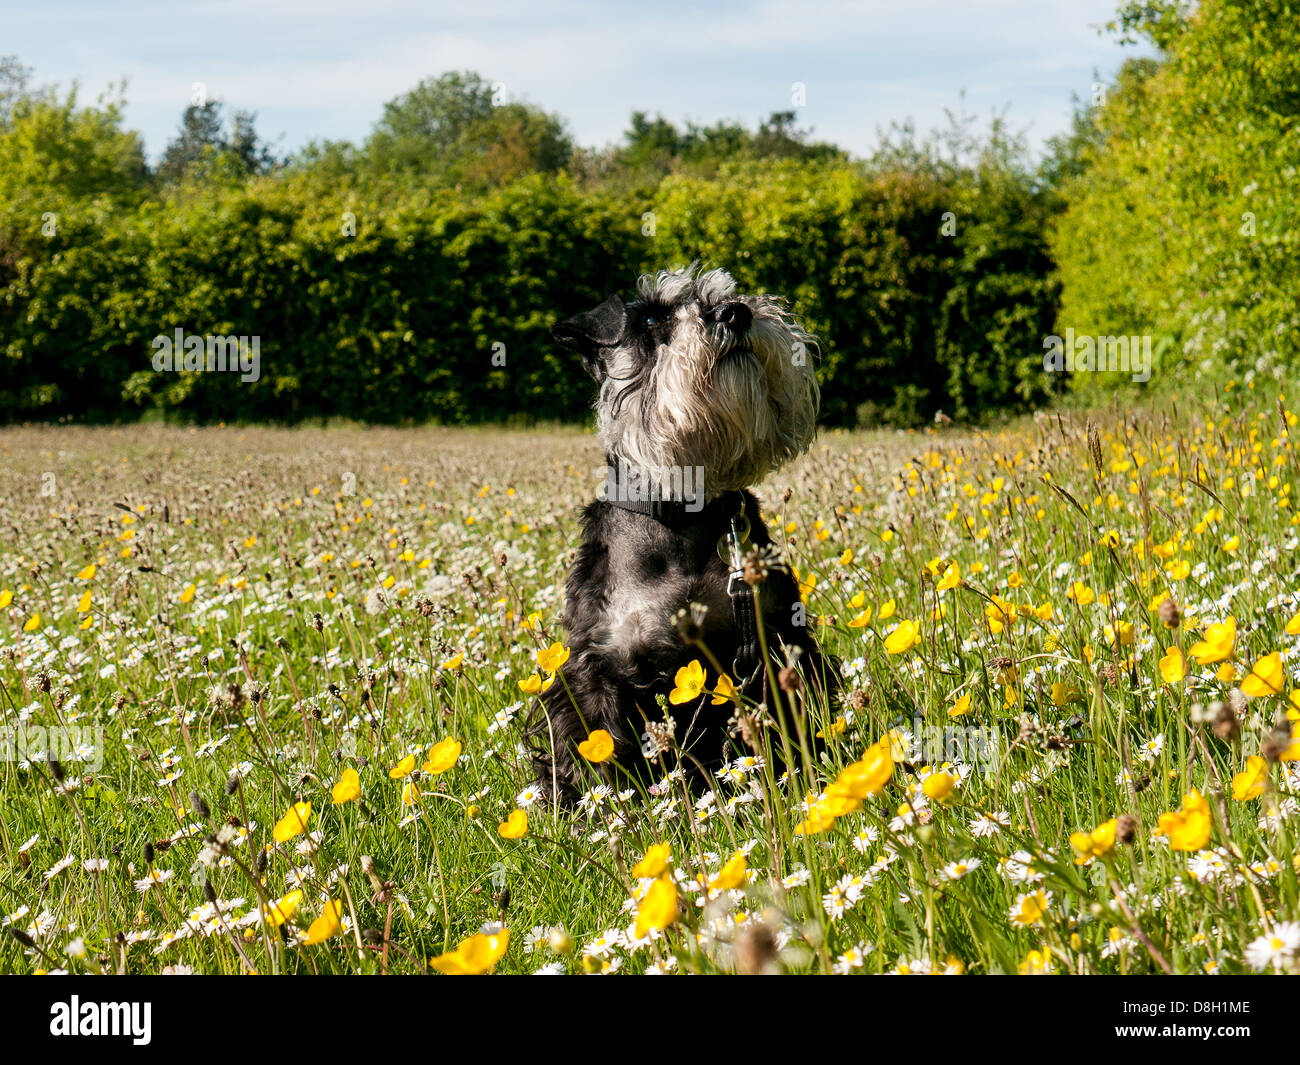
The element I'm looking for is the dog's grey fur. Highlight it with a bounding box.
[526,266,834,803]
[596,267,820,498]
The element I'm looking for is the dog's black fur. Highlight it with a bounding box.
[526,489,836,804]
[524,272,837,804]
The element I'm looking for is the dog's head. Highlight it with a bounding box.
[552,266,820,496]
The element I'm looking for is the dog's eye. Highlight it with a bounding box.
[644,316,659,326]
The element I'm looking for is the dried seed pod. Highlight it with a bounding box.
[1157,598,1181,628]
[733,922,779,976]
[778,666,803,694]
[1115,813,1137,844]
[842,687,871,712]
[1211,701,1239,743]
[7,925,36,948]
[1261,720,1294,763]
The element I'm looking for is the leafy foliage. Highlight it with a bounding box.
[1053,0,1300,394]
[0,61,1061,426]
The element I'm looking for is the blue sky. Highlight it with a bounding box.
[10,1,1148,161]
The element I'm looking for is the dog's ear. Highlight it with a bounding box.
[551,294,625,380]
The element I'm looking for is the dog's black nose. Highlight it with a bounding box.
[716,302,751,333]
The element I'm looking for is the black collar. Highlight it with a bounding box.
[601,459,743,527]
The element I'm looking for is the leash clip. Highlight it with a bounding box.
[718,500,752,580]
[727,566,746,598]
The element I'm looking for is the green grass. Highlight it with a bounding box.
[1,388,1298,975]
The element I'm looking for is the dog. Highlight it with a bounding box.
[525,266,837,804]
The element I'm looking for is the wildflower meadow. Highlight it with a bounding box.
[3,386,1299,977]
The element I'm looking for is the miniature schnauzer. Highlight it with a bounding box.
[526,266,837,804]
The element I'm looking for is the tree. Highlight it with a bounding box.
[0,54,36,127]
[1054,0,1300,392]
[753,111,843,163]
[364,71,572,187]
[228,109,278,175]
[0,85,146,212]
[157,100,224,180]
[1107,0,1193,48]
[607,109,845,185]
[157,99,276,182]
[616,112,685,176]
[365,71,497,173]
[455,102,574,186]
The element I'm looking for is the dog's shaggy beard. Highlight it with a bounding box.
[597,270,820,497]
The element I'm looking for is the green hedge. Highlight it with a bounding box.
[2,102,1061,426]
